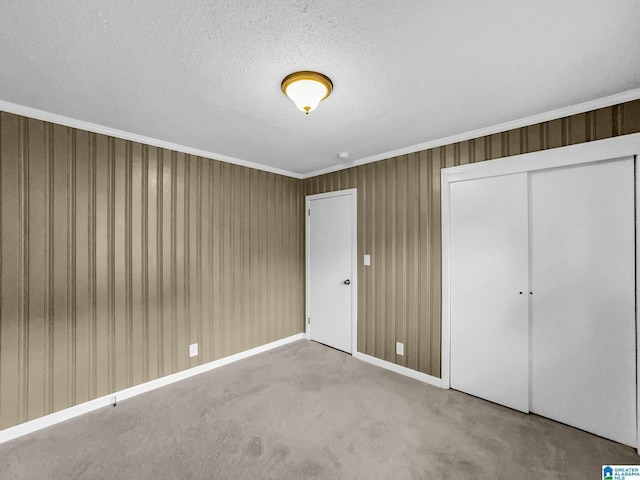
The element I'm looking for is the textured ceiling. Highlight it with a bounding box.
[1,0,639,176]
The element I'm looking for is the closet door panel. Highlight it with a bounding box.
[530,157,635,447]
[450,173,529,412]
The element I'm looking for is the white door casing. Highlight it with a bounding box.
[306,189,357,354]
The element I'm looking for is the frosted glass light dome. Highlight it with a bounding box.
[281,71,333,114]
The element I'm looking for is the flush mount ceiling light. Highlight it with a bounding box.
[281,71,333,114]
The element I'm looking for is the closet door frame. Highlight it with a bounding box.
[441,132,640,451]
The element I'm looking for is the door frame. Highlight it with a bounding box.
[305,188,358,354]
[441,132,640,451]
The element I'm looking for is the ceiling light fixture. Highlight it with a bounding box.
[281,71,333,114]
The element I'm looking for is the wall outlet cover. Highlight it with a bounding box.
[189,343,198,357]
[364,254,371,266]
[396,342,404,356]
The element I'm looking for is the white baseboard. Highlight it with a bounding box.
[353,352,443,388]
[0,333,305,444]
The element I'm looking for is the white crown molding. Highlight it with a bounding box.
[3,88,639,181]
[301,87,640,179]
[0,100,303,179]
[0,333,305,444]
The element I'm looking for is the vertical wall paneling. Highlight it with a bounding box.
[256,171,267,348]
[0,111,304,430]
[19,116,29,424]
[249,170,258,347]
[28,117,47,421]
[193,156,203,366]
[168,151,177,373]
[146,146,159,381]
[199,156,210,363]
[88,132,98,400]
[405,153,418,371]
[373,161,385,360]
[130,142,143,387]
[156,148,166,378]
[0,114,18,430]
[266,174,275,343]
[124,141,135,386]
[218,162,228,357]
[51,124,68,413]
[231,165,241,353]
[303,99,640,378]
[241,168,250,352]
[117,139,130,392]
[209,160,221,360]
[1,99,638,428]
[385,159,396,362]
[66,128,77,408]
[174,151,183,373]
[416,150,429,374]
[44,123,54,415]
[181,153,190,371]
[141,145,151,383]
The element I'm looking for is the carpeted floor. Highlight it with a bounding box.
[0,339,637,479]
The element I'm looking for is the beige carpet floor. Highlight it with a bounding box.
[0,339,637,479]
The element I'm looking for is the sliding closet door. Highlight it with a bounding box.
[450,173,530,412]
[530,157,635,446]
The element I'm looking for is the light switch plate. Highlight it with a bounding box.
[189,343,198,357]
[396,342,404,356]
[364,254,371,266]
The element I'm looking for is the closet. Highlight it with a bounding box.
[441,135,640,449]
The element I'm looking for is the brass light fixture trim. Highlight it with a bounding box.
[281,71,333,114]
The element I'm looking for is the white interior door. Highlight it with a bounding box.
[530,157,636,447]
[449,173,530,412]
[307,190,355,353]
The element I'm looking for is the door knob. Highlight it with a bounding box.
[344,279,351,285]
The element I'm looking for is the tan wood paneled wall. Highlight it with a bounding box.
[0,112,305,429]
[304,99,640,378]
[1,100,639,430]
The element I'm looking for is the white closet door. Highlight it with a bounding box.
[530,157,635,447]
[450,173,530,412]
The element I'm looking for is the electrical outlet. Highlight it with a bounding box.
[364,254,371,266]
[396,342,404,356]
[189,343,198,357]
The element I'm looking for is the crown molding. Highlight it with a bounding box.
[0,100,303,179]
[3,87,639,181]
[300,87,640,179]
